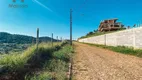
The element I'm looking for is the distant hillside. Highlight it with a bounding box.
[0,32,57,44]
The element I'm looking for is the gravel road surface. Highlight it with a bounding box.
[73,42,142,80]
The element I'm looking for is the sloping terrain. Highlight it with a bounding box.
[0,32,57,44]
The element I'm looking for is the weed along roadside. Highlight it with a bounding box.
[25,43,74,80]
[82,42,142,58]
[0,41,74,80]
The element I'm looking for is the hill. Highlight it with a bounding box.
[0,32,57,44]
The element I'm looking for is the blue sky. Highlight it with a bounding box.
[0,0,142,39]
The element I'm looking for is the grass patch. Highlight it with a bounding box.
[79,29,125,39]
[0,42,66,80]
[85,43,142,57]
[25,72,52,80]
[53,45,74,62]
[25,45,74,80]
[0,45,36,72]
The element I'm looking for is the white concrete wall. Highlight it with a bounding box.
[79,27,142,49]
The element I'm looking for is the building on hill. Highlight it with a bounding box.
[98,18,126,32]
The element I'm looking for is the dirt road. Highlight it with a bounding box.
[73,42,142,80]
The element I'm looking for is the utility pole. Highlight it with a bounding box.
[51,33,53,47]
[70,9,73,45]
[32,38,35,45]
[36,28,39,49]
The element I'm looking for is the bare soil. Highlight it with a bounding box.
[72,42,142,80]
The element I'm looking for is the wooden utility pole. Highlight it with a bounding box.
[36,28,39,49]
[70,9,73,45]
[51,33,53,47]
[32,38,35,45]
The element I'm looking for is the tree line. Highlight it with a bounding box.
[0,32,58,44]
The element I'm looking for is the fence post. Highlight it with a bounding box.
[56,36,58,42]
[32,37,35,45]
[51,33,53,47]
[61,37,62,42]
[36,28,39,49]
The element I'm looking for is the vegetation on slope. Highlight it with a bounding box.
[0,42,67,80]
[79,29,125,39]
[86,43,142,57]
[0,32,58,44]
[0,43,30,54]
[0,32,60,54]
[25,45,74,80]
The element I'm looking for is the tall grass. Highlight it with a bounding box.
[25,45,74,80]
[0,42,65,79]
[25,72,52,80]
[0,45,36,72]
[86,43,142,57]
[53,45,74,62]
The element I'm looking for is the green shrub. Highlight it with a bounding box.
[53,45,74,62]
[25,72,52,80]
[44,59,68,72]
[79,30,125,39]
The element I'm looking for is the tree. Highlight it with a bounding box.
[94,29,98,33]
[87,31,93,36]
